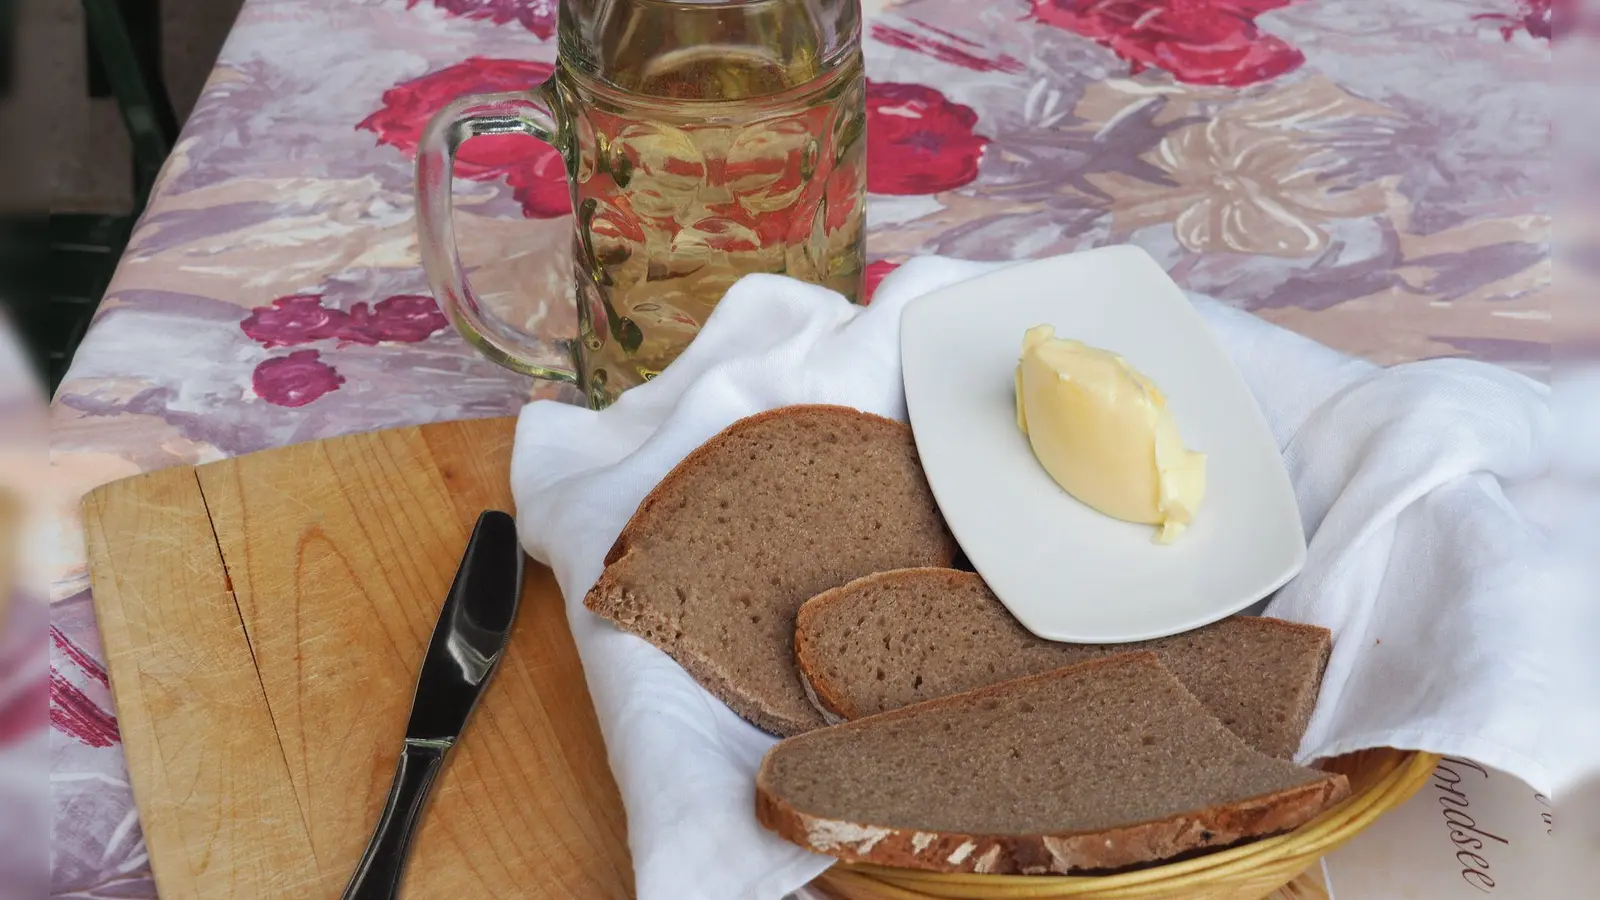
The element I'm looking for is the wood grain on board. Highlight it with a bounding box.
[83,465,323,898]
[84,416,632,899]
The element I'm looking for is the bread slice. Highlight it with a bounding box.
[795,568,1330,757]
[584,405,956,736]
[757,653,1350,874]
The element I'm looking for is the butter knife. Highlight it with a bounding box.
[341,509,524,900]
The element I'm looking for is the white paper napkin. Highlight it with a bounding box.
[511,256,1585,900]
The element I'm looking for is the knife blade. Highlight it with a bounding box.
[341,509,524,900]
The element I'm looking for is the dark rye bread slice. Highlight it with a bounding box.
[795,568,1331,758]
[756,653,1350,874]
[584,405,956,736]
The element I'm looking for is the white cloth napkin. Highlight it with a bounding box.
[511,256,1584,900]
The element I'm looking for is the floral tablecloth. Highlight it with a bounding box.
[44,0,1550,896]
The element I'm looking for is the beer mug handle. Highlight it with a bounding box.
[414,85,578,384]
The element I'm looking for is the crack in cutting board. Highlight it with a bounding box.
[83,417,632,899]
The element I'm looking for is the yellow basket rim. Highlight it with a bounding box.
[830,749,1439,896]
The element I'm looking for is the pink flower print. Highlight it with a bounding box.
[1475,0,1559,41]
[240,294,349,348]
[242,293,448,348]
[1031,0,1305,87]
[408,0,558,39]
[360,57,569,218]
[49,627,116,745]
[866,81,991,195]
[51,627,108,688]
[863,260,903,304]
[869,22,1026,74]
[50,672,118,748]
[341,294,450,345]
[253,350,345,407]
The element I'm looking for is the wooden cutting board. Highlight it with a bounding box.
[82,416,633,899]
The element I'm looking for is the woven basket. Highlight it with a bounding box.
[814,749,1438,900]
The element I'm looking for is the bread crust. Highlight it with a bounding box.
[757,654,1352,873]
[755,772,1350,874]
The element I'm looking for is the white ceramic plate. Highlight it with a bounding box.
[901,246,1306,643]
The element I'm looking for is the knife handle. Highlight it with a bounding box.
[341,741,448,900]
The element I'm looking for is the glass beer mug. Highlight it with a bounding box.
[416,0,866,408]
